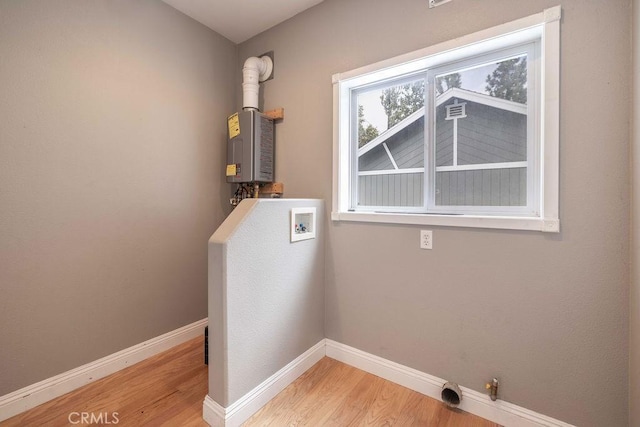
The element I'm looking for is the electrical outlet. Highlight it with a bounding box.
[420,230,433,250]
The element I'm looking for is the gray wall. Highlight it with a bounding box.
[239,1,630,426]
[208,199,325,405]
[0,0,236,395]
[632,1,639,425]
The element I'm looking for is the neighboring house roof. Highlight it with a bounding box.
[436,87,527,114]
[357,88,526,157]
[358,107,424,157]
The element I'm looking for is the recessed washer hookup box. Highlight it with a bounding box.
[291,207,316,242]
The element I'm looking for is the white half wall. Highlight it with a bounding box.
[207,199,325,407]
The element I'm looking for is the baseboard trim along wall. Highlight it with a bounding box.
[204,339,573,427]
[0,318,207,423]
[325,340,574,427]
[202,340,326,427]
[1,326,572,426]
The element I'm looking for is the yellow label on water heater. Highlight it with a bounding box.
[228,113,240,139]
[226,164,237,176]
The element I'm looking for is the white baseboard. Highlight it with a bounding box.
[203,338,571,427]
[4,328,572,427]
[202,396,226,427]
[325,339,573,427]
[203,340,326,427]
[0,318,207,423]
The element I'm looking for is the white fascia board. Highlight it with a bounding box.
[437,88,527,115]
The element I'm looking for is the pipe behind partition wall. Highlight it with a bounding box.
[242,55,273,111]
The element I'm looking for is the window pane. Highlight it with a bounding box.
[355,78,425,207]
[434,54,528,207]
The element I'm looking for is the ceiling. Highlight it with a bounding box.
[161,0,325,44]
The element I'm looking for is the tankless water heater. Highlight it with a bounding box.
[226,110,274,183]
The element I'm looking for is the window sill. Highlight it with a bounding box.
[331,211,559,233]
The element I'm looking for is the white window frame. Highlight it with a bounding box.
[332,6,560,232]
[426,43,538,216]
[352,72,427,214]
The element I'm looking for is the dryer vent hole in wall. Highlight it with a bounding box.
[441,381,462,408]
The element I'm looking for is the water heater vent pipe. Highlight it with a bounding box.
[243,55,273,111]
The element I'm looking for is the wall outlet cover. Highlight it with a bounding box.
[420,230,433,249]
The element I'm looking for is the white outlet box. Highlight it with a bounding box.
[420,230,433,249]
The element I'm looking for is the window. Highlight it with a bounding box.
[332,6,560,232]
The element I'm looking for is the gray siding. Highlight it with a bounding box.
[458,102,526,164]
[436,106,454,166]
[387,117,424,168]
[436,167,526,206]
[436,98,527,165]
[358,173,423,207]
[359,98,526,208]
[359,167,526,207]
[359,145,394,171]
[359,117,424,172]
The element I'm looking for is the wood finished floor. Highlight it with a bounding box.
[1,337,209,427]
[244,357,499,427]
[1,337,499,426]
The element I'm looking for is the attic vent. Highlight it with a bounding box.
[445,102,467,120]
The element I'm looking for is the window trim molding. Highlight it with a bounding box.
[332,6,561,233]
[330,210,560,233]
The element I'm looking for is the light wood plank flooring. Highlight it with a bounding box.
[244,357,499,427]
[1,337,209,427]
[1,337,499,426]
